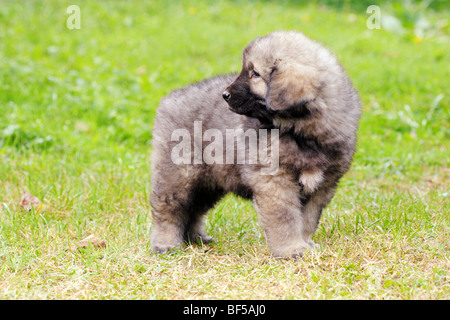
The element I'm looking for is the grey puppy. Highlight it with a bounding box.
[150,31,361,259]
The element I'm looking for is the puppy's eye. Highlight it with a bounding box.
[249,70,261,79]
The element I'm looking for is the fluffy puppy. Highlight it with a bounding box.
[150,31,361,259]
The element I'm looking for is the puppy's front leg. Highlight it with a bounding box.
[251,174,311,259]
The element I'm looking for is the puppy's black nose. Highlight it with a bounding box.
[222,91,230,102]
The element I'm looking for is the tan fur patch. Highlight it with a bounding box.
[299,170,324,193]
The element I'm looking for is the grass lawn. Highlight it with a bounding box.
[0,0,448,299]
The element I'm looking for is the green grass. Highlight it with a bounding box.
[0,0,449,299]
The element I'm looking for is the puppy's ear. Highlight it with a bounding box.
[266,61,320,111]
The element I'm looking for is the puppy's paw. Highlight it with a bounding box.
[187,233,215,245]
[307,239,320,251]
[271,241,310,260]
[198,235,214,244]
[299,170,324,194]
[152,242,184,255]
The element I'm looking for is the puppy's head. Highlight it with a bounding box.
[223,31,321,120]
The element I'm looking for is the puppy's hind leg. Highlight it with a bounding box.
[150,167,195,254]
[151,180,224,253]
[150,190,189,254]
[184,187,226,245]
[185,215,214,245]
